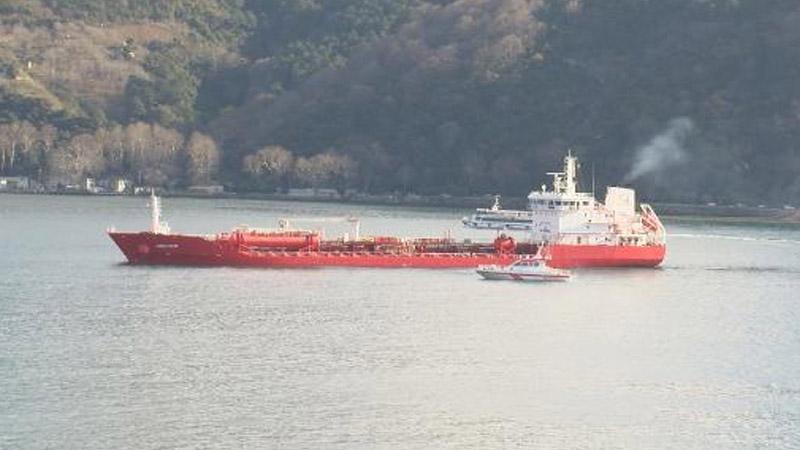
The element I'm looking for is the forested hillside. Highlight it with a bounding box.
[2,0,800,204]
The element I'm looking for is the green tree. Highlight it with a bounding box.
[124,42,198,128]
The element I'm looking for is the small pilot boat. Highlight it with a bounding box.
[476,257,571,282]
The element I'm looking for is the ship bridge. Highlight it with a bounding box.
[463,151,665,246]
[526,151,596,211]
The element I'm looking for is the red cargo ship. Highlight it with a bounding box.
[108,192,534,268]
[108,153,666,269]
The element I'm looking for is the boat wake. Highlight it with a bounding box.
[669,233,800,246]
[663,264,800,274]
[702,266,795,273]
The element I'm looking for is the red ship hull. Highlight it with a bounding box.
[108,232,665,269]
[545,244,666,268]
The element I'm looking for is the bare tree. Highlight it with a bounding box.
[95,125,127,174]
[12,122,38,172]
[243,145,294,190]
[33,124,59,181]
[37,124,58,156]
[48,133,105,184]
[0,122,38,173]
[124,121,151,183]
[148,124,184,186]
[294,152,357,192]
[185,132,220,185]
[324,152,358,193]
[0,124,11,173]
[294,155,328,189]
[123,122,184,186]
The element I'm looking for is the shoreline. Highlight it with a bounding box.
[3,190,800,225]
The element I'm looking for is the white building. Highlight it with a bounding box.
[0,176,30,191]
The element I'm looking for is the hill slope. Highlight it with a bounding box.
[2,0,800,204]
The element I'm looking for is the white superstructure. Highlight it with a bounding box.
[463,152,665,246]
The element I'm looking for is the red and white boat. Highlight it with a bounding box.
[477,256,571,282]
[463,152,666,268]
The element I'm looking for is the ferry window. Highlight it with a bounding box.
[583,201,589,206]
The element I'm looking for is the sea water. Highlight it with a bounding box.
[1,194,799,449]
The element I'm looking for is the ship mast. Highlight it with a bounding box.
[546,150,579,195]
[565,151,578,195]
[150,190,170,234]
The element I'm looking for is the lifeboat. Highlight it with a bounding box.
[493,234,517,254]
